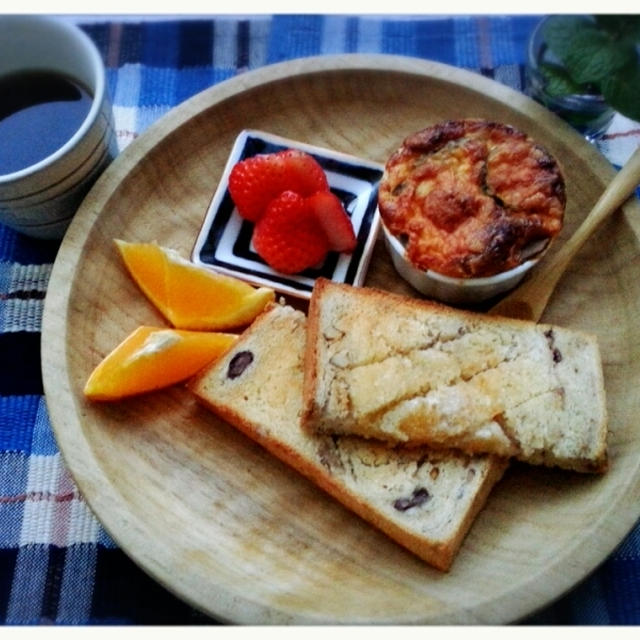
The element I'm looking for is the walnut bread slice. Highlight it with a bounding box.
[302,279,608,474]
[189,302,508,571]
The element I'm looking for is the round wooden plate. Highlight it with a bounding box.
[42,55,640,624]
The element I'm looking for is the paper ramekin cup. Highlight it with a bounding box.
[381,221,544,306]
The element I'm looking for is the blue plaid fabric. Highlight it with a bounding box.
[1,14,639,625]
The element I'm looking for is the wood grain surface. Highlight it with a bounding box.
[42,55,640,624]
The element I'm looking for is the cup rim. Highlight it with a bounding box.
[0,15,107,185]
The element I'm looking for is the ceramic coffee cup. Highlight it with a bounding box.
[0,15,117,239]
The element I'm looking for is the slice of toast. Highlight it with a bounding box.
[302,279,608,473]
[190,302,507,571]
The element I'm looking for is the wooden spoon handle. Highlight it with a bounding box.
[490,145,640,322]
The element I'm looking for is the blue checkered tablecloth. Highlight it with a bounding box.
[1,14,639,625]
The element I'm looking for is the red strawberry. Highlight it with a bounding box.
[228,149,329,222]
[252,191,329,274]
[306,190,357,253]
[278,149,329,195]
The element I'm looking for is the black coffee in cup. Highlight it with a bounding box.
[0,15,116,239]
[0,70,94,175]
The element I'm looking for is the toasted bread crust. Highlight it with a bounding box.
[191,302,507,571]
[303,279,608,473]
[378,119,565,278]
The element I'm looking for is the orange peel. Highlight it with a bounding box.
[115,239,275,330]
[84,326,237,401]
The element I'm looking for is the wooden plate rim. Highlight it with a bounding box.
[42,54,640,624]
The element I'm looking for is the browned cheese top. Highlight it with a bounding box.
[378,119,566,278]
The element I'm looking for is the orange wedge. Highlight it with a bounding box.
[115,239,275,330]
[84,326,237,401]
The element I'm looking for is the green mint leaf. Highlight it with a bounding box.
[594,15,640,41]
[564,31,636,84]
[539,63,586,97]
[600,64,640,121]
[542,16,593,61]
